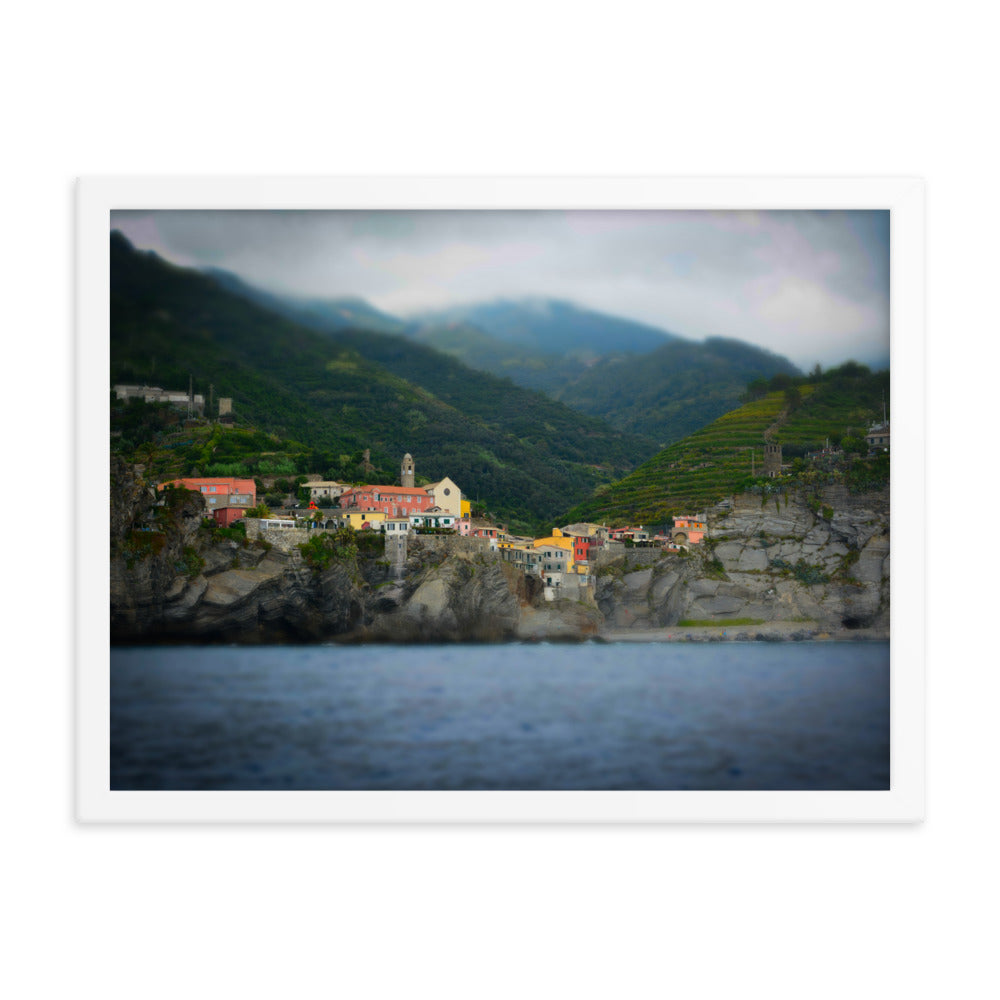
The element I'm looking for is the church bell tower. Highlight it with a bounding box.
[401,452,415,488]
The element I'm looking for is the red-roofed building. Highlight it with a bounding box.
[339,485,434,518]
[158,477,256,510]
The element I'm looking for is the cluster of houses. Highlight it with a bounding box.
[495,516,707,588]
[157,454,476,534]
[157,452,706,589]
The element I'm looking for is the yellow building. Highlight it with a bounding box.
[334,509,386,530]
[531,527,576,572]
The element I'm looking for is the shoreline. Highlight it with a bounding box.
[597,623,888,643]
[110,620,889,647]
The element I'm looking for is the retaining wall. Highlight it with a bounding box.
[244,518,309,553]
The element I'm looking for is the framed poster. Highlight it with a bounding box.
[78,176,924,822]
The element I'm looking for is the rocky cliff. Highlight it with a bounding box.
[594,486,889,638]
[110,461,888,643]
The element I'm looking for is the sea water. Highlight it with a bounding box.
[110,642,889,790]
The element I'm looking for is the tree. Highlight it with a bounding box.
[245,503,272,518]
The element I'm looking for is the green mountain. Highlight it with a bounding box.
[110,233,656,532]
[405,298,678,397]
[555,337,801,444]
[204,278,801,448]
[405,299,800,445]
[205,268,407,336]
[403,320,590,396]
[561,364,890,526]
[411,298,680,358]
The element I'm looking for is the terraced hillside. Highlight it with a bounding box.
[562,366,888,526]
[774,374,888,450]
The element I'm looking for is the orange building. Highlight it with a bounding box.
[158,477,256,510]
[671,516,706,545]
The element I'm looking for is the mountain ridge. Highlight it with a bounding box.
[199,268,804,445]
[110,231,655,532]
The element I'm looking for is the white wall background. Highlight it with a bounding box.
[3,2,994,997]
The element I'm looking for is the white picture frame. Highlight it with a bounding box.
[78,176,924,824]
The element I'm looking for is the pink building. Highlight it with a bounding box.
[339,485,434,518]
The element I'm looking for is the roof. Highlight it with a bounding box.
[158,477,255,492]
[561,522,604,536]
[343,485,430,496]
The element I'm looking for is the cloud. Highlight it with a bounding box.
[110,208,889,369]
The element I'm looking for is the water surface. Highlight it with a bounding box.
[111,642,889,790]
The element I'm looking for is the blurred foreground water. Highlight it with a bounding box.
[111,642,889,790]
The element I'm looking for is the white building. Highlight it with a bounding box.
[380,517,411,535]
[536,544,570,587]
[424,477,463,517]
[410,508,458,530]
[309,481,347,503]
[114,384,205,413]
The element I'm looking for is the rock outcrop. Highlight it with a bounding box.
[593,487,889,635]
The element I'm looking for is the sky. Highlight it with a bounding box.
[111,209,890,370]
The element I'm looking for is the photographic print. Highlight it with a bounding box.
[77,178,924,822]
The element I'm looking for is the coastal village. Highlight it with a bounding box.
[120,381,717,601]
[127,369,890,606]
[157,450,709,599]
[116,370,890,635]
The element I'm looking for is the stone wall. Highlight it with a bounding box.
[591,543,665,571]
[550,574,592,603]
[412,534,493,558]
[244,518,309,553]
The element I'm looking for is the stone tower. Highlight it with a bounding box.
[764,442,782,478]
[401,452,415,488]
